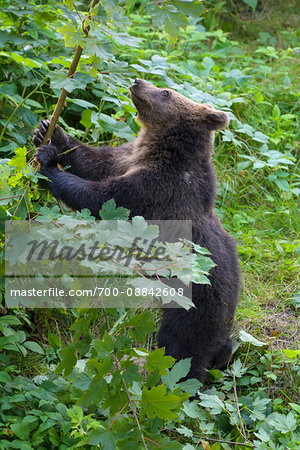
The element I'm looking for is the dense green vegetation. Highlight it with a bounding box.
[0,0,299,448]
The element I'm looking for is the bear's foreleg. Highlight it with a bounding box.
[35,144,145,216]
[33,120,125,181]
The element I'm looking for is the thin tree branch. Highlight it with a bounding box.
[109,401,129,430]
[11,180,32,220]
[39,0,99,214]
[41,0,100,145]
[199,436,255,448]
[121,376,148,449]
[164,428,255,448]
[111,350,148,449]
[233,374,248,442]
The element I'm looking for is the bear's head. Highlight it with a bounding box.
[130,79,229,132]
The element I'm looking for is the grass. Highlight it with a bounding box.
[213,0,299,46]
[206,10,300,360]
[207,1,300,356]
[218,146,299,349]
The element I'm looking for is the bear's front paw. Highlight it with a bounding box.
[35,145,58,170]
[32,120,67,149]
[32,120,50,147]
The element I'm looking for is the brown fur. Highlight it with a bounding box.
[33,79,240,382]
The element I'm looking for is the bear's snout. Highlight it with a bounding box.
[130,78,151,103]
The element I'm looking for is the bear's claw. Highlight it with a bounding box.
[32,120,50,147]
[32,120,67,149]
[35,145,58,168]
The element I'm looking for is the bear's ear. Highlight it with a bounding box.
[204,110,230,131]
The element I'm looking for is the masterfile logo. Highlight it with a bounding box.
[5,219,193,309]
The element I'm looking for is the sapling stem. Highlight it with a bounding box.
[42,0,100,144]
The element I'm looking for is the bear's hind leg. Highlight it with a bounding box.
[158,320,218,382]
[210,338,233,371]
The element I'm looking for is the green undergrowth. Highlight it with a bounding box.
[0,0,299,448]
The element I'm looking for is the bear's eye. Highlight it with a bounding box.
[162,90,169,97]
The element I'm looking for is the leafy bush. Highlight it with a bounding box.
[1,309,299,448]
[0,0,299,448]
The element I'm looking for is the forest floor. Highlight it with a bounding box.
[214,0,299,355]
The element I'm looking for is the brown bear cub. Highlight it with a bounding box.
[33,79,240,382]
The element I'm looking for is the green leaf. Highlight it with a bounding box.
[162,358,192,390]
[125,311,156,340]
[71,317,90,340]
[58,23,85,48]
[289,403,300,414]
[77,378,107,407]
[173,0,204,17]
[86,423,118,448]
[231,358,247,377]
[80,109,93,128]
[268,412,297,433]
[56,345,77,375]
[68,98,98,109]
[0,372,12,383]
[21,108,38,127]
[50,72,92,93]
[0,315,22,326]
[0,82,17,97]
[185,240,211,256]
[253,429,270,443]
[48,427,60,446]
[194,253,216,275]
[85,40,112,59]
[142,384,183,420]
[198,393,224,414]
[98,113,134,140]
[176,425,193,437]
[272,105,281,118]
[8,147,27,171]
[93,332,114,359]
[146,348,175,375]
[28,26,38,40]
[11,416,39,440]
[248,397,271,420]
[99,199,130,220]
[67,405,84,421]
[1,52,43,68]
[178,378,202,396]
[243,0,258,10]
[121,359,142,384]
[118,216,159,242]
[24,341,44,354]
[239,330,267,347]
[208,369,225,381]
[72,372,93,391]
[253,131,269,143]
[48,332,62,349]
[283,349,300,359]
[182,401,203,419]
[275,179,290,191]
[63,0,74,10]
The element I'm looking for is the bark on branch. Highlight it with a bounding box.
[42,0,99,144]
